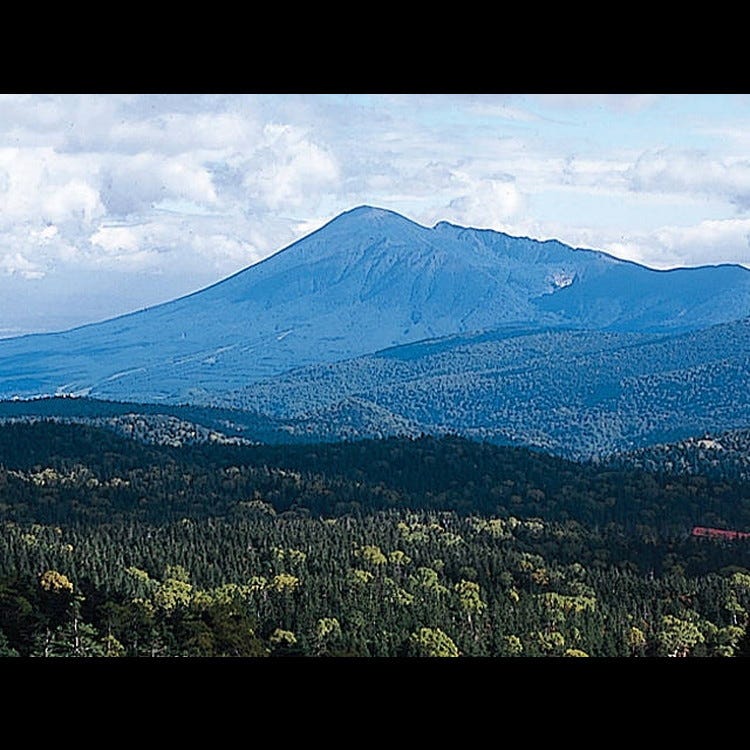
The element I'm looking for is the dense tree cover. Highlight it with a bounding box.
[212,322,750,459]
[1,421,750,657]
[1,513,749,657]
[0,396,298,445]
[1,421,750,533]
[603,429,750,483]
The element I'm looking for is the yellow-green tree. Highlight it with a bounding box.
[655,615,705,657]
[315,617,343,656]
[408,627,459,657]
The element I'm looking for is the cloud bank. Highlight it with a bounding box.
[1,94,749,334]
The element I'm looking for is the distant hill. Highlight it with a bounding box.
[602,428,750,482]
[215,318,750,459]
[0,396,303,445]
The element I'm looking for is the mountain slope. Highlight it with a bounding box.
[602,428,750,482]
[215,318,750,459]
[2,205,750,403]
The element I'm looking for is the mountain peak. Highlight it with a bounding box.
[4,206,750,406]
[340,205,407,220]
[328,205,426,232]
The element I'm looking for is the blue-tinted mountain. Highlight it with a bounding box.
[215,318,750,459]
[1,205,750,404]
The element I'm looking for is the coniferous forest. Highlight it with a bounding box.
[1,420,749,657]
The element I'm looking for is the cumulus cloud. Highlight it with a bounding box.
[1,93,750,335]
[99,153,218,216]
[240,123,341,210]
[627,149,750,209]
[502,217,750,271]
[0,147,105,228]
[648,218,750,267]
[90,225,141,254]
[445,177,525,228]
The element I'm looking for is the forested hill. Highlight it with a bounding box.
[603,429,750,483]
[1,420,749,533]
[214,319,750,459]
[1,420,750,658]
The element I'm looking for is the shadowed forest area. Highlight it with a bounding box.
[0,421,749,657]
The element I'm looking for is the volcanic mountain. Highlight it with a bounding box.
[2,205,750,404]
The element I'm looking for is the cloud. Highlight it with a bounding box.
[240,123,341,210]
[0,252,44,279]
[99,153,218,217]
[0,147,105,228]
[2,93,750,335]
[627,149,750,209]
[42,178,104,225]
[648,218,750,267]
[496,216,750,271]
[533,94,663,112]
[90,225,141,254]
[445,177,525,228]
[84,213,270,274]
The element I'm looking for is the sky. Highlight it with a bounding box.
[2,93,750,337]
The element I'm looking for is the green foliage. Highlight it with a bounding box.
[271,573,300,593]
[270,628,296,646]
[39,570,73,594]
[359,545,387,566]
[1,422,750,537]
[655,615,705,657]
[455,580,486,616]
[153,574,193,614]
[625,626,647,656]
[0,422,749,657]
[0,630,18,657]
[502,635,524,656]
[408,627,459,657]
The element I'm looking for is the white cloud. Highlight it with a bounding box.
[2,94,750,334]
[82,213,270,275]
[444,177,525,228]
[496,216,750,270]
[88,110,259,156]
[627,149,750,209]
[90,225,141,254]
[648,218,750,267]
[42,178,104,225]
[467,102,541,122]
[30,224,59,242]
[533,94,663,112]
[241,123,340,210]
[99,153,218,217]
[0,252,44,279]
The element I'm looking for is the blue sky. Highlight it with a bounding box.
[2,93,750,336]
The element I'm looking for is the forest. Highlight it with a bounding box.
[0,420,749,657]
[213,322,750,459]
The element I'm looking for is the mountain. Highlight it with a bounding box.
[601,428,750,483]
[215,317,750,459]
[2,205,750,404]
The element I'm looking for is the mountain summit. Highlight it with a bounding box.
[2,205,750,403]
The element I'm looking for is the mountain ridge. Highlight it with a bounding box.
[2,205,750,406]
